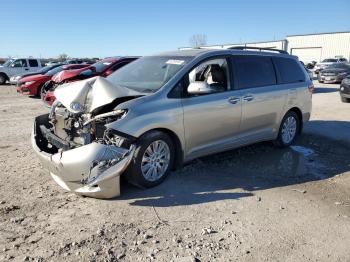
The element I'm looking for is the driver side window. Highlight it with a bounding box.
[186,58,230,96]
[12,59,28,68]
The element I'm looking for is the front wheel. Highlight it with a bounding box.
[125,131,175,188]
[274,111,300,147]
[341,96,350,103]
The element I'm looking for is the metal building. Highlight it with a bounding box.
[179,31,350,63]
[286,31,350,63]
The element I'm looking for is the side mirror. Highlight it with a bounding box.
[187,81,216,95]
[104,69,113,76]
[10,63,16,68]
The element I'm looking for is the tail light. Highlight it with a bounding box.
[308,83,314,93]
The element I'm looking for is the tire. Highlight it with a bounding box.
[274,111,300,148]
[0,74,7,85]
[40,81,53,100]
[341,96,350,103]
[125,131,175,188]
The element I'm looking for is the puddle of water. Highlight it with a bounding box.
[290,145,315,157]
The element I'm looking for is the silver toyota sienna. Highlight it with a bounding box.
[32,47,313,198]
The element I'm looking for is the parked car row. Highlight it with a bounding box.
[5,48,346,200]
[11,57,138,107]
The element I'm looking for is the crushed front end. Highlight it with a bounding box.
[31,77,141,198]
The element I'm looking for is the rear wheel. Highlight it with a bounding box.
[0,74,7,85]
[274,111,300,147]
[125,131,174,188]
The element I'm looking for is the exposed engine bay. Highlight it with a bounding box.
[32,76,143,198]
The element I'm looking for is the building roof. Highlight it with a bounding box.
[153,48,293,58]
[178,39,286,50]
[287,31,350,37]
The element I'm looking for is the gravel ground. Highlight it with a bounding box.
[0,81,349,262]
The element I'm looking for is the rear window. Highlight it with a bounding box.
[273,57,305,84]
[28,59,39,67]
[233,56,276,89]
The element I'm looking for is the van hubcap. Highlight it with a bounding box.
[281,116,297,144]
[141,140,170,181]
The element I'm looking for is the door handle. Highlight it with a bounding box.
[228,96,240,104]
[25,68,29,71]
[243,95,254,102]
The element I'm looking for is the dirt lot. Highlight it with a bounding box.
[0,82,349,262]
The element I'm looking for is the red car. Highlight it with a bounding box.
[16,64,90,96]
[42,57,138,106]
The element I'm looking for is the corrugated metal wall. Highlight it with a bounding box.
[287,32,350,63]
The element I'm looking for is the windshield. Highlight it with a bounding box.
[37,65,58,74]
[91,60,114,73]
[107,56,193,92]
[45,66,64,76]
[322,59,337,63]
[2,59,14,67]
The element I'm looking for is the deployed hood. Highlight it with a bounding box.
[54,76,143,114]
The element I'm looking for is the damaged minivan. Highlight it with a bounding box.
[32,48,312,198]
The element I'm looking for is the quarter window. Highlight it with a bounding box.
[234,56,276,89]
[273,57,305,84]
[28,59,39,67]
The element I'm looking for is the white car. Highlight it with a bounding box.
[314,57,348,74]
[0,58,43,84]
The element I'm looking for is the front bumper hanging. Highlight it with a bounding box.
[31,114,135,199]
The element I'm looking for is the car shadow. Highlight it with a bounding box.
[313,87,339,93]
[305,120,350,146]
[116,133,349,207]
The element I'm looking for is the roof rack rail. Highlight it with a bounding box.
[228,46,288,54]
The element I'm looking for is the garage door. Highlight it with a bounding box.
[290,47,322,63]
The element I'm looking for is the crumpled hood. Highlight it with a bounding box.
[54,76,142,113]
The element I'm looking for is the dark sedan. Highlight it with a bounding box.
[340,76,350,103]
[318,63,350,84]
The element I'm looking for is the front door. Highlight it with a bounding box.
[9,59,28,77]
[181,57,242,160]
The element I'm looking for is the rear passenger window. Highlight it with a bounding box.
[234,56,276,89]
[273,57,305,84]
[28,59,39,67]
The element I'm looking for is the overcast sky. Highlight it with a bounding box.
[1,0,349,58]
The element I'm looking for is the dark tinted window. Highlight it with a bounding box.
[13,59,28,67]
[234,56,276,89]
[273,57,305,84]
[28,59,38,67]
[111,61,130,72]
